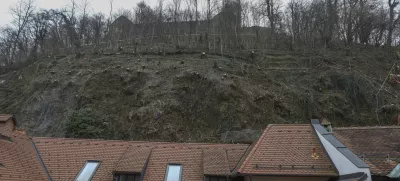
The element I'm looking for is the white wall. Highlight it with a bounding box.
[316,131,372,181]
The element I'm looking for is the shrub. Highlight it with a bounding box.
[65,108,111,139]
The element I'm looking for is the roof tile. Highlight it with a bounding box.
[334,126,400,176]
[0,114,13,122]
[33,137,248,180]
[114,145,152,173]
[238,124,337,176]
[203,148,230,175]
[0,132,47,181]
[143,147,203,181]
[33,138,131,181]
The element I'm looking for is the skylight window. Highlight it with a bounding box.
[164,164,182,181]
[75,161,100,181]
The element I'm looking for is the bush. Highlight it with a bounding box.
[65,108,111,139]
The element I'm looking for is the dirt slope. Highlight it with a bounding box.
[0,48,398,142]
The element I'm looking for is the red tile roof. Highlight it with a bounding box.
[334,126,400,176]
[33,137,249,181]
[33,138,137,181]
[9,117,399,180]
[203,148,231,175]
[0,132,47,181]
[0,114,15,136]
[227,148,249,171]
[114,145,152,173]
[0,120,14,137]
[143,147,203,181]
[238,124,337,176]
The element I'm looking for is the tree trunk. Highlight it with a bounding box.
[346,12,353,44]
[387,0,399,46]
[324,0,338,47]
[207,0,211,51]
[388,4,395,45]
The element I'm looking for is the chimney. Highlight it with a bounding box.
[320,118,333,133]
[0,114,15,137]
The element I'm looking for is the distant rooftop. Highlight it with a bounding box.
[334,126,400,176]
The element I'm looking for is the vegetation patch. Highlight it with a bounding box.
[65,108,111,139]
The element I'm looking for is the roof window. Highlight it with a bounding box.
[164,164,182,181]
[75,161,100,181]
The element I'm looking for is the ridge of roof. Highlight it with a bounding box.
[30,137,52,181]
[203,146,232,176]
[334,126,400,130]
[231,143,253,173]
[267,124,310,126]
[223,147,231,175]
[0,114,14,122]
[111,144,133,173]
[236,124,273,173]
[333,126,400,175]
[139,148,152,180]
[33,137,249,150]
[0,130,30,143]
[0,133,12,142]
[10,130,30,139]
[237,124,337,176]
[312,123,369,168]
[0,131,48,181]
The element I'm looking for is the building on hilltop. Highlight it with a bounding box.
[1,114,399,181]
[107,0,265,50]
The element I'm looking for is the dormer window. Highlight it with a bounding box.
[164,164,182,181]
[75,161,100,181]
[0,134,12,142]
[205,176,227,181]
[113,173,141,181]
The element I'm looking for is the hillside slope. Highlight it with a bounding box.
[0,48,398,142]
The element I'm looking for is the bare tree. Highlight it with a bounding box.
[173,0,182,46]
[264,0,277,39]
[78,0,90,45]
[342,0,358,44]
[357,0,375,44]
[387,0,400,45]
[207,0,211,50]
[156,0,165,38]
[107,0,114,47]
[183,0,194,49]
[189,0,198,36]
[1,0,400,71]
[287,0,300,48]
[371,5,388,46]
[30,10,50,58]
[324,0,339,47]
[10,0,35,62]
[90,13,105,48]
[135,1,156,39]
[47,0,82,55]
[0,27,16,67]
